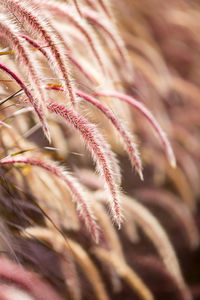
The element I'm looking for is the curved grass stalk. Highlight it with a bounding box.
[91,200,124,259]
[135,255,192,300]
[46,84,121,184]
[21,34,96,84]
[71,0,83,18]
[82,9,129,66]
[77,90,143,179]
[45,84,141,178]
[23,226,81,300]
[47,102,122,227]
[8,85,122,206]
[0,120,11,129]
[84,0,97,11]
[137,188,199,250]
[97,91,176,168]
[0,15,50,140]
[96,0,113,19]
[0,156,100,243]
[24,227,109,300]
[67,54,96,84]
[0,62,50,141]
[35,0,106,74]
[2,0,76,106]
[93,248,154,300]
[64,239,110,300]
[122,196,192,300]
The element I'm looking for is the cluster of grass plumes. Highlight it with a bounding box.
[0,0,200,300]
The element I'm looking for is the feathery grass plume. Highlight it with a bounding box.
[0,62,50,141]
[21,84,122,188]
[25,88,122,188]
[82,9,130,68]
[21,34,49,57]
[67,54,96,84]
[48,22,101,85]
[122,196,192,300]
[97,91,176,168]
[93,248,154,300]
[0,15,50,141]
[136,188,200,250]
[0,256,64,300]
[45,84,122,184]
[24,227,109,300]
[1,0,76,106]
[36,0,106,74]
[77,90,143,179]
[18,86,122,191]
[0,156,100,243]
[84,0,97,11]
[21,34,96,84]
[47,102,122,227]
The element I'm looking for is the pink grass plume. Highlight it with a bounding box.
[0,62,50,142]
[0,15,50,141]
[77,90,143,180]
[2,0,76,106]
[47,102,122,228]
[97,91,176,168]
[0,156,100,243]
[21,34,96,84]
[35,0,106,74]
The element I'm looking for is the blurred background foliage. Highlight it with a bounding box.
[0,0,200,299]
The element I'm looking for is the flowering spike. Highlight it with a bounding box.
[97,91,176,168]
[35,0,106,74]
[83,9,129,66]
[0,62,50,142]
[2,0,76,106]
[0,156,100,242]
[0,15,50,141]
[21,34,96,84]
[77,90,143,179]
[45,84,122,185]
[47,102,122,226]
